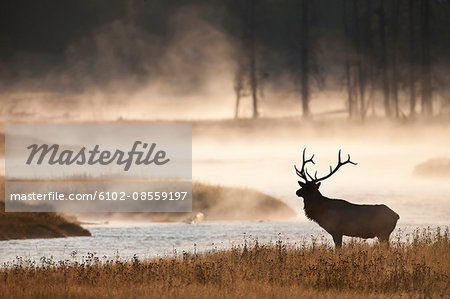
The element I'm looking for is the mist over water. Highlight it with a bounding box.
[192,120,450,226]
[2,110,449,265]
[2,118,448,226]
[1,0,449,267]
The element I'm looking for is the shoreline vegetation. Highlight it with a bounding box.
[0,177,91,240]
[1,227,448,298]
[0,202,91,241]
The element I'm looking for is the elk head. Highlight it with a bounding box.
[295,148,357,198]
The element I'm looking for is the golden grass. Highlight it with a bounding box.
[1,227,448,298]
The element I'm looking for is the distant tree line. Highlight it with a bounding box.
[231,0,446,119]
[1,0,449,119]
[341,0,434,119]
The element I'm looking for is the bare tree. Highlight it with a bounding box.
[343,0,356,118]
[362,0,376,117]
[343,0,376,119]
[409,0,416,117]
[378,0,391,117]
[353,0,368,119]
[420,0,432,116]
[249,0,259,118]
[234,68,245,118]
[233,0,259,119]
[390,0,401,118]
[300,0,310,118]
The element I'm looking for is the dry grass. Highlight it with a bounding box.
[1,227,448,298]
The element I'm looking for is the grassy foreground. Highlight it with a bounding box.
[1,228,448,298]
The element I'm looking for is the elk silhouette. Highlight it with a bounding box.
[295,149,399,247]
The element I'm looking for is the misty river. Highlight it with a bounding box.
[1,122,450,265]
[2,154,449,265]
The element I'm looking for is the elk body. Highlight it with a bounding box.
[295,149,399,247]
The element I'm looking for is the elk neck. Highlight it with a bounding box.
[302,189,329,222]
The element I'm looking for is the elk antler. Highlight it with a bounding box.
[294,148,315,182]
[312,149,357,183]
[294,149,357,183]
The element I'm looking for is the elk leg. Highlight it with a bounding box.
[378,233,391,247]
[332,233,342,248]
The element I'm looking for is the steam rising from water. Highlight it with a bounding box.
[192,120,450,226]
[0,3,448,227]
[1,6,240,121]
[1,3,411,121]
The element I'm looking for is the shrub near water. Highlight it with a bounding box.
[1,228,449,298]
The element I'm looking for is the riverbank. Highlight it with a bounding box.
[0,181,295,240]
[0,202,91,240]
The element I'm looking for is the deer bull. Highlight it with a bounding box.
[295,149,399,247]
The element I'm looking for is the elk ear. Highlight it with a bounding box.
[298,181,305,187]
[315,182,321,189]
